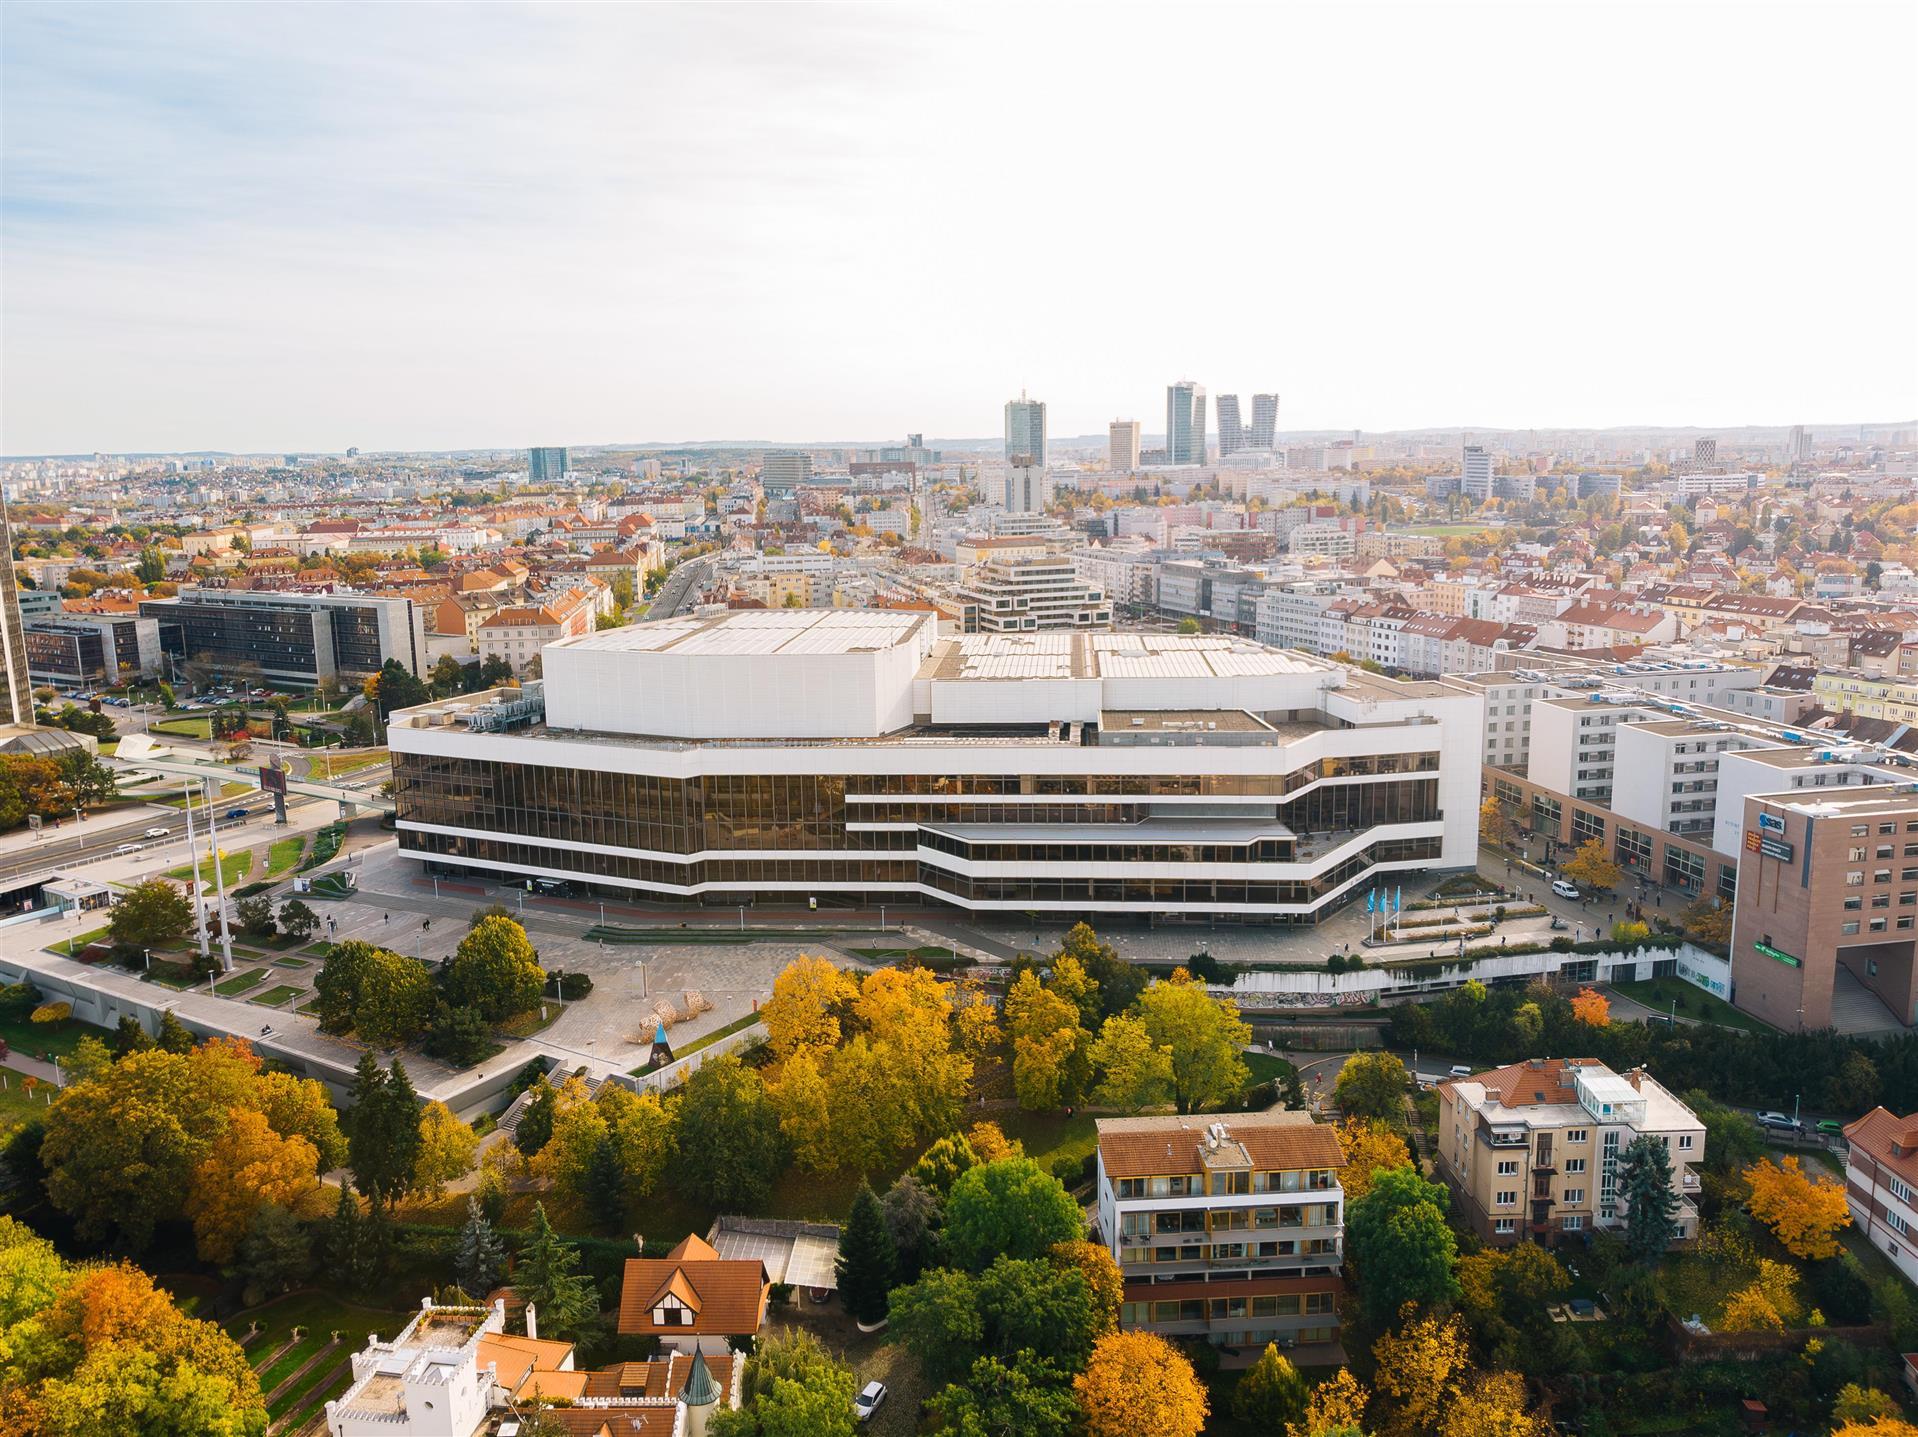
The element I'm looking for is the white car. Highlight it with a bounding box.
[113,842,143,855]
[1551,879,1582,900]
[854,1381,887,1422]
[144,826,171,840]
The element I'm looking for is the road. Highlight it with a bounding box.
[645,554,714,621]
[0,792,290,885]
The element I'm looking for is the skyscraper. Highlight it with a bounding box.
[1216,395,1245,457]
[1166,381,1207,465]
[0,502,38,727]
[1694,437,1718,464]
[1250,394,1280,449]
[761,451,812,496]
[1109,420,1141,472]
[1461,444,1493,500]
[528,447,569,483]
[1005,393,1047,467]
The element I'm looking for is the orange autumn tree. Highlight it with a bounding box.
[1745,1154,1852,1258]
[1335,1118,1411,1202]
[1076,1331,1208,1437]
[1288,1368,1370,1437]
[182,1107,327,1263]
[1833,1421,1918,1437]
[1570,988,1610,1026]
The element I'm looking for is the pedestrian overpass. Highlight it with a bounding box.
[109,753,396,819]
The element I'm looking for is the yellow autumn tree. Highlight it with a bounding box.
[1570,988,1610,1027]
[413,1100,479,1198]
[1075,1330,1208,1437]
[1288,1368,1370,1437]
[1006,969,1087,1111]
[1744,1155,1852,1259]
[1439,1369,1545,1437]
[1371,1305,1470,1434]
[1335,1118,1411,1202]
[1560,837,1622,893]
[760,954,858,1060]
[1721,1282,1785,1332]
[1050,1239,1124,1334]
[183,1107,324,1263]
[967,1119,1021,1162]
[1479,795,1511,849]
[1832,1421,1918,1437]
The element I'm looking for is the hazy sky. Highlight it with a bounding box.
[3,2,1913,455]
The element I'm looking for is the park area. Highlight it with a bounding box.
[225,1290,411,1434]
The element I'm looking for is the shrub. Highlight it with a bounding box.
[0,981,43,1023]
[557,972,594,1000]
[29,1002,72,1025]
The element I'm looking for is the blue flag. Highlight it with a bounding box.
[1366,889,1376,914]
[1396,886,1403,912]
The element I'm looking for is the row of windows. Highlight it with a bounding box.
[1115,1171,1339,1199]
[1120,1203,1341,1234]
[1123,1292,1337,1325]
[1124,1238,1340,1265]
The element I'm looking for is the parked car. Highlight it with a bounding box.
[854,1382,887,1423]
[143,826,171,840]
[529,877,576,897]
[1816,1119,1845,1136]
[1754,1111,1802,1132]
[1551,879,1582,900]
[1448,1064,1474,1079]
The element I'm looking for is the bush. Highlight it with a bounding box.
[422,1005,495,1067]
[557,972,594,1000]
[29,1002,72,1025]
[0,982,43,1023]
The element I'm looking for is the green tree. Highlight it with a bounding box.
[1346,1164,1459,1322]
[111,1014,155,1058]
[107,877,194,951]
[1057,922,1146,1020]
[887,1266,986,1385]
[976,1256,1102,1371]
[911,1132,979,1199]
[323,1184,376,1293]
[932,1351,1077,1437]
[1333,1050,1409,1121]
[276,899,320,942]
[369,658,431,723]
[672,1055,788,1210]
[944,1158,1083,1271]
[1177,617,1202,634]
[456,1196,507,1296]
[233,894,275,939]
[346,1055,422,1214]
[835,1183,896,1326]
[512,1203,600,1341]
[1232,1342,1309,1430]
[712,1328,860,1437]
[429,654,468,695]
[1136,972,1250,1114]
[881,1174,940,1284]
[156,1010,195,1054]
[445,916,545,1021]
[235,1202,313,1301]
[514,1077,558,1156]
[581,1136,626,1231]
[1087,1013,1175,1112]
[423,1004,493,1067]
[1620,1134,1679,1263]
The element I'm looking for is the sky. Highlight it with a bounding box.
[2,1,1914,456]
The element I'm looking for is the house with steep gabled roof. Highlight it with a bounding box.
[616,1234,771,1356]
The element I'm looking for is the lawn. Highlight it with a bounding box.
[263,836,306,878]
[213,967,270,996]
[0,1012,105,1062]
[166,850,255,888]
[0,1066,57,1132]
[44,924,111,957]
[250,985,304,1008]
[310,749,389,779]
[1610,977,1771,1034]
[224,1290,410,1429]
[150,715,214,739]
[1242,1049,1296,1090]
[998,1109,1099,1174]
[300,824,346,870]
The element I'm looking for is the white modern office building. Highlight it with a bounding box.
[388,610,1482,921]
[957,555,1112,634]
[1110,420,1142,472]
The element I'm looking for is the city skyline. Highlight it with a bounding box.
[2,2,1913,455]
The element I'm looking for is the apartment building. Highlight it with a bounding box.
[1436,1058,1703,1247]
[1841,1107,1918,1286]
[140,586,426,688]
[1095,1112,1345,1352]
[475,589,596,676]
[956,554,1112,633]
[1610,718,1769,839]
[388,610,1482,920]
[1527,694,1670,804]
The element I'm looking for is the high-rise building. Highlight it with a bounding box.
[1003,462,1052,514]
[1694,437,1717,464]
[137,587,426,690]
[1250,394,1280,449]
[1216,395,1245,457]
[760,451,812,496]
[1462,444,1493,498]
[1109,420,1141,472]
[1166,381,1207,465]
[528,447,569,483]
[0,501,32,727]
[1788,425,1811,463]
[1005,393,1047,467]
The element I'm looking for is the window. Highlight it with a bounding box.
[1496,1190,1518,1207]
[1878,871,1894,885]
[1497,1160,1518,1176]
[1562,1215,1585,1231]
[1872,918,1889,932]
[1678,1135,1694,1150]
[1844,921,1862,935]
[1880,846,1896,859]
[1853,847,1871,861]
[1884,823,1898,835]
[1892,1176,1914,1205]
[1565,1158,1587,1175]
[1853,825,1871,837]
[1494,1218,1516,1234]
[1892,1211,1912,1238]
[1846,897,1864,910]
[1848,872,1866,886]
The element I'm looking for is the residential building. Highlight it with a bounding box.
[1435,1057,1703,1247]
[1250,394,1280,450]
[527,446,569,483]
[1167,381,1207,465]
[1217,394,1245,457]
[1003,462,1051,514]
[1110,420,1142,472]
[617,1233,771,1357]
[1005,392,1047,467]
[388,610,1484,921]
[475,589,596,675]
[1095,1112,1344,1353]
[139,586,427,689]
[1527,693,1670,804]
[759,451,812,496]
[1841,1107,1918,1285]
[1728,784,1918,1031]
[0,502,31,725]
[1462,444,1493,497]
[1609,718,1769,839]
[957,554,1112,633]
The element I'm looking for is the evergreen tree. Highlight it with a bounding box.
[835,1182,897,1326]
[455,1195,507,1296]
[515,1077,558,1157]
[111,1014,154,1058]
[582,1134,627,1232]
[1621,1134,1679,1263]
[512,1202,599,1340]
[155,1010,195,1054]
[347,1055,423,1214]
[324,1184,374,1293]
[1232,1343,1308,1430]
[237,1202,314,1300]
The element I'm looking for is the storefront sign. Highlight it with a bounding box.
[1754,940,1801,968]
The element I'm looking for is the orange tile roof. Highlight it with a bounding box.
[1096,1113,1343,1180]
[616,1253,768,1338]
[580,1353,736,1400]
[1844,1107,1918,1186]
[515,1369,589,1403]
[1436,1056,1612,1108]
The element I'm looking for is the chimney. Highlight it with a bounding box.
[524,1302,537,1341]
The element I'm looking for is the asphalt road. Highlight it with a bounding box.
[0,792,286,884]
[645,554,714,621]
